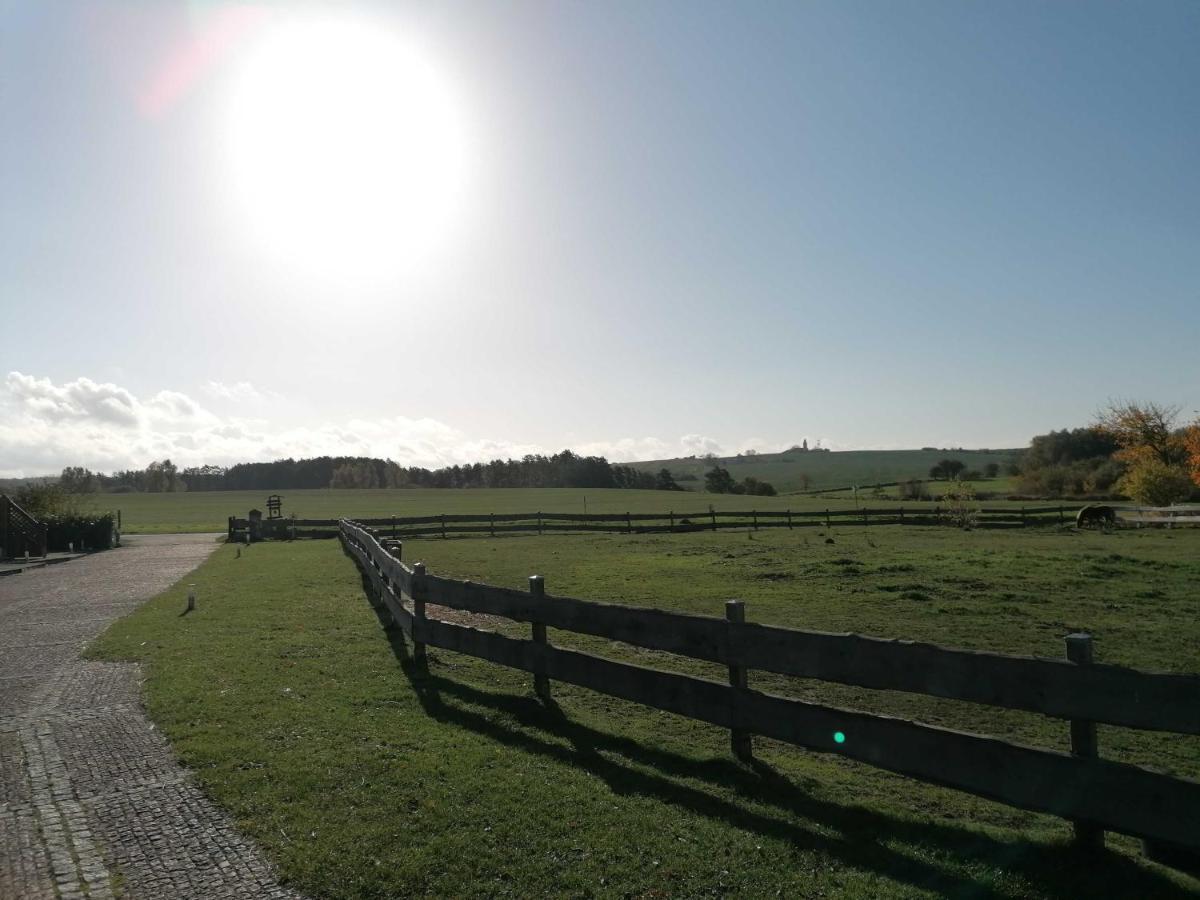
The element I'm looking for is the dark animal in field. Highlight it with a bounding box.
[1076,505,1116,529]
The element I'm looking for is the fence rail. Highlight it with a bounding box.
[338,519,1200,863]
[231,504,1095,543]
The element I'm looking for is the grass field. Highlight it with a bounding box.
[90,526,1200,897]
[636,448,1022,493]
[102,485,1049,534]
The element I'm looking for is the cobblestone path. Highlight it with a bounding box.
[0,534,304,899]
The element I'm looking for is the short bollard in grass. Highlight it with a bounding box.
[187,584,196,612]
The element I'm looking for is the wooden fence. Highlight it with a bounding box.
[1118,505,1200,526]
[337,518,1200,866]
[1,494,47,559]
[230,504,1086,543]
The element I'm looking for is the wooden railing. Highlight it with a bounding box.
[1,494,47,559]
[231,505,1086,542]
[338,518,1200,866]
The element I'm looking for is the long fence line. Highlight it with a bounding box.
[337,518,1199,867]
[230,504,1085,543]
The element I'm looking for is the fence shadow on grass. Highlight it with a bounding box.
[359,621,1191,899]
[347,544,1195,898]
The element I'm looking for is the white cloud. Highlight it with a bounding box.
[202,380,273,403]
[680,434,723,457]
[0,371,775,478]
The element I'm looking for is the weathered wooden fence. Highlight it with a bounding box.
[1,494,47,559]
[338,518,1200,867]
[1118,505,1200,526]
[231,504,1086,542]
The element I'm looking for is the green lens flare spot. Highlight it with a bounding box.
[833,731,846,744]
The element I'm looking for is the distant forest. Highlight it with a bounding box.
[59,451,684,494]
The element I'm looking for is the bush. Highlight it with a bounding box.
[897,478,930,501]
[940,480,979,530]
[44,513,118,552]
[1118,460,1193,506]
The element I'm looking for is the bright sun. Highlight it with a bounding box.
[225,15,468,281]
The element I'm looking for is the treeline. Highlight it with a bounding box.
[1014,402,1200,504]
[60,451,687,494]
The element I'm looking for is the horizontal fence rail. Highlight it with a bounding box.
[232,504,1103,542]
[337,520,1200,863]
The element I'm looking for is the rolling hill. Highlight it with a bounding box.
[633,447,1023,494]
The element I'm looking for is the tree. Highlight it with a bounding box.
[983,463,1000,479]
[741,477,777,496]
[654,468,682,491]
[1096,400,1186,467]
[704,465,737,494]
[59,466,97,494]
[1119,459,1192,506]
[1186,424,1200,488]
[929,459,965,480]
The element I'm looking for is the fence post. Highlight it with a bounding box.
[530,575,550,701]
[290,515,296,541]
[412,563,428,666]
[825,508,831,529]
[863,508,869,527]
[1021,506,1027,528]
[1059,505,1065,525]
[1065,633,1103,851]
[725,600,752,762]
[441,514,447,540]
[227,516,234,542]
[752,510,758,531]
[490,513,495,537]
[626,512,632,534]
[538,512,543,535]
[710,509,717,531]
[786,509,792,530]
[670,511,675,532]
[392,515,397,539]
[899,507,905,524]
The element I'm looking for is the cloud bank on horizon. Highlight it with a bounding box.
[0,371,802,478]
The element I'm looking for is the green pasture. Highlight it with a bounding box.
[637,447,1022,493]
[90,525,1200,897]
[101,485,1054,535]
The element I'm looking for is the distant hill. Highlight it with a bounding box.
[631,448,1024,494]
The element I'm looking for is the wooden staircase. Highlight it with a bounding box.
[0,494,47,560]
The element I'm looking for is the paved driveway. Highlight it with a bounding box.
[0,534,303,899]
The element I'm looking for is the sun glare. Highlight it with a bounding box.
[224,15,469,281]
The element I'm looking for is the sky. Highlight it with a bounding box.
[1,1,1198,477]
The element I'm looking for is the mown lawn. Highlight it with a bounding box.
[89,526,1200,898]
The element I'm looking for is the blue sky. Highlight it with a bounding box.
[1,1,1197,476]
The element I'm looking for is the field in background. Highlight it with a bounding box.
[638,447,1021,493]
[105,484,1058,534]
[90,526,1200,897]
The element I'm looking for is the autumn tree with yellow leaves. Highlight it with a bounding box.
[1095,401,1200,504]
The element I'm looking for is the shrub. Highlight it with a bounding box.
[44,513,117,552]
[897,478,930,501]
[940,479,979,530]
[1118,460,1193,506]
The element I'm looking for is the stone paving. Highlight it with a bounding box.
[0,534,305,899]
